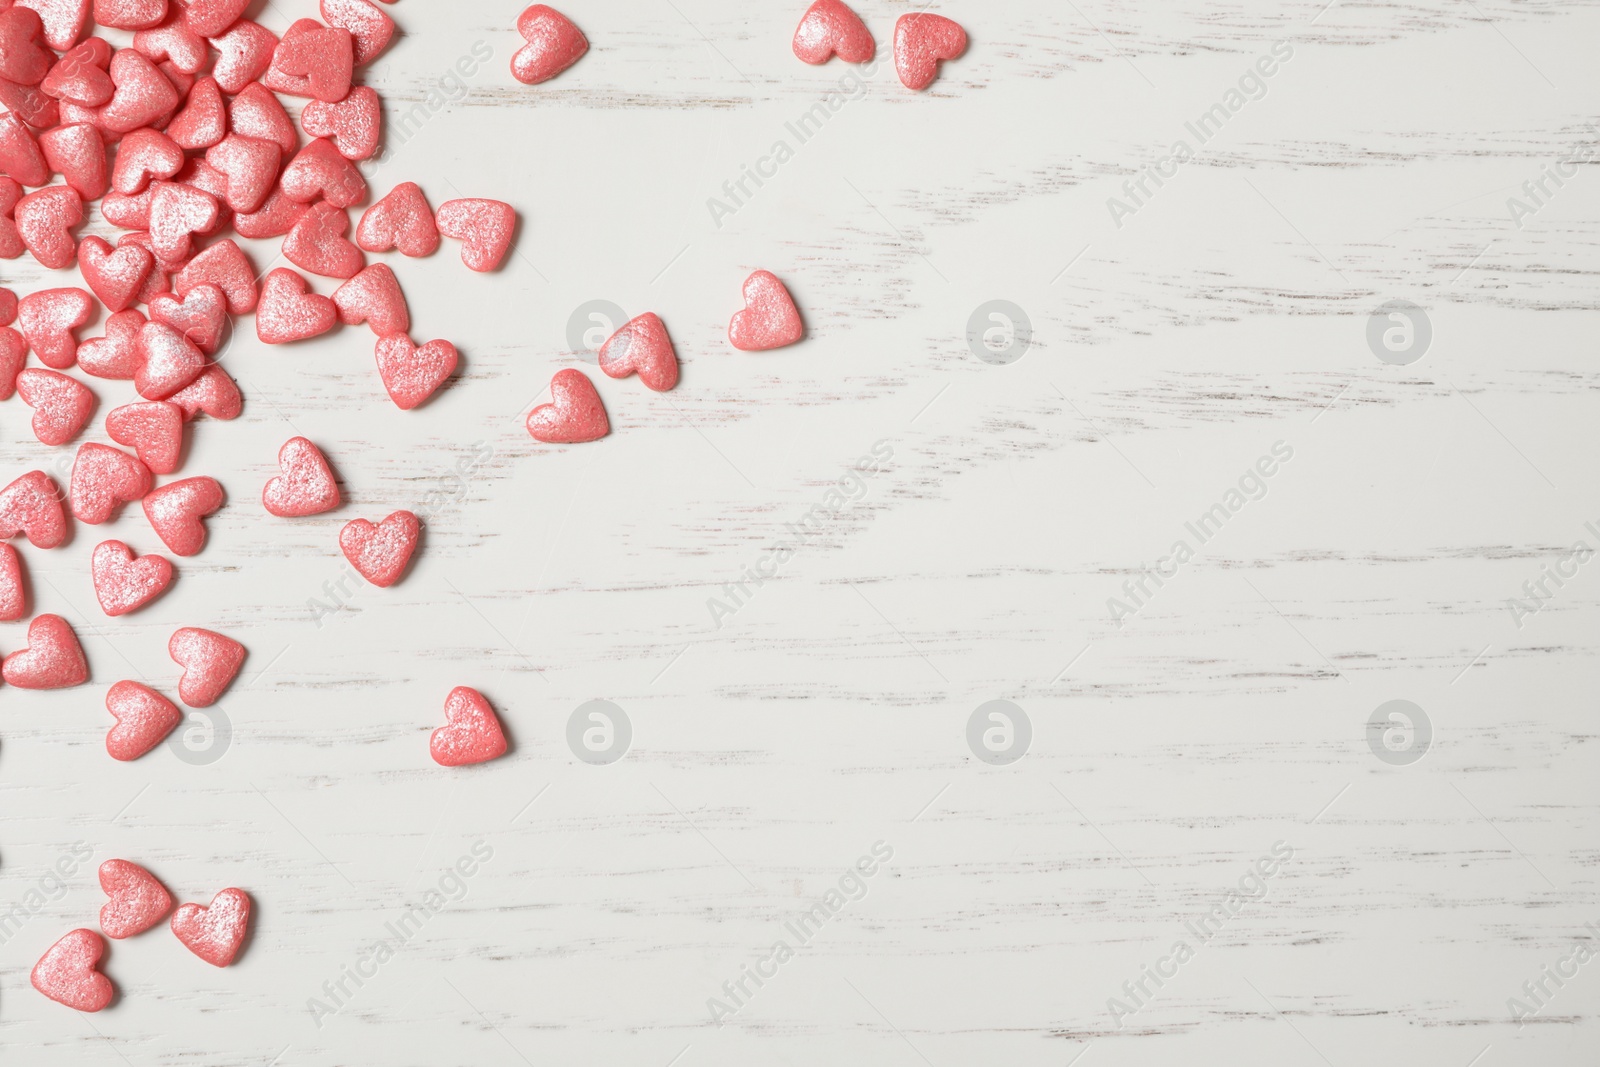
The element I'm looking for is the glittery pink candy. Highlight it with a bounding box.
[227,80,298,156]
[111,127,183,194]
[262,436,339,518]
[105,399,183,474]
[78,235,154,312]
[527,368,609,443]
[206,19,277,93]
[166,74,225,149]
[171,887,250,967]
[168,365,242,421]
[284,200,363,279]
[4,613,89,688]
[301,84,380,161]
[150,283,226,354]
[340,510,419,587]
[265,19,353,102]
[102,185,153,229]
[134,319,204,399]
[0,8,57,85]
[234,187,307,239]
[97,48,180,133]
[0,177,25,257]
[20,0,90,51]
[98,858,173,935]
[0,327,23,395]
[30,928,112,1012]
[92,538,172,615]
[321,0,393,66]
[41,122,106,202]
[374,335,456,410]
[357,182,438,256]
[728,269,804,351]
[14,184,84,269]
[894,13,966,91]
[168,625,243,706]
[175,238,258,314]
[256,267,337,344]
[104,683,181,762]
[430,686,508,767]
[184,0,248,38]
[333,262,407,335]
[435,197,515,272]
[0,542,25,620]
[94,0,167,32]
[0,112,49,186]
[147,180,219,265]
[0,470,66,547]
[143,475,221,556]
[133,13,207,74]
[280,136,365,207]
[77,309,145,379]
[511,5,587,85]
[18,286,92,368]
[40,36,112,103]
[70,442,150,523]
[793,0,874,64]
[204,133,281,213]
[599,312,679,392]
[17,368,93,445]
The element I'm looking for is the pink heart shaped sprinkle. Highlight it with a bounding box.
[98,858,174,936]
[168,625,244,706]
[430,685,508,766]
[104,682,182,762]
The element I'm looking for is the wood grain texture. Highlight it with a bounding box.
[0,1,1596,1064]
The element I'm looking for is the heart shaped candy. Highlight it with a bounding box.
[728,269,804,350]
[430,686,508,766]
[142,475,222,556]
[98,48,180,133]
[175,238,258,314]
[527,368,609,443]
[280,136,365,207]
[227,80,297,156]
[134,319,205,400]
[321,0,393,66]
[37,122,105,200]
[262,437,340,518]
[356,182,438,256]
[204,133,281,213]
[234,188,307,239]
[133,15,207,74]
[184,0,248,38]
[166,75,225,149]
[265,19,353,102]
[793,0,875,64]
[98,858,173,936]
[168,626,243,706]
[0,470,66,547]
[284,201,363,279]
[168,365,242,421]
[300,84,380,161]
[150,283,227,354]
[105,399,184,474]
[92,539,172,615]
[0,8,58,86]
[18,286,92,369]
[0,541,23,620]
[78,236,153,313]
[207,20,277,93]
[112,127,183,194]
[435,198,515,272]
[95,0,167,32]
[339,510,419,588]
[256,267,337,344]
[171,887,250,966]
[511,5,588,84]
[17,368,94,445]
[40,36,112,102]
[147,180,219,265]
[332,262,406,335]
[14,185,83,269]
[0,112,48,186]
[20,0,90,51]
[599,312,679,391]
[77,309,145,379]
[4,613,88,688]
[0,326,22,396]
[31,929,112,1012]
[104,682,182,762]
[374,335,456,410]
[894,13,966,91]
[0,177,25,258]
[70,443,151,523]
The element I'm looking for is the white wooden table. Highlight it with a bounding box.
[2,0,1598,1063]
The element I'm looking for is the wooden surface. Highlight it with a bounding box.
[2,0,1599,1063]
